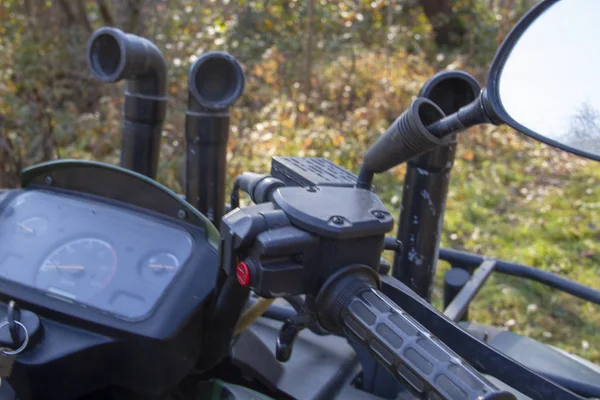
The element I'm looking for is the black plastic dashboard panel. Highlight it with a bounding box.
[0,187,219,340]
[0,189,194,320]
[0,160,222,340]
[0,159,224,398]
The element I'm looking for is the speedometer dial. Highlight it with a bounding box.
[15,216,49,237]
[36,238,117,301]
[140,252,180,285]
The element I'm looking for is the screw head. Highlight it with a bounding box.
[177,209,188,219]
[331,216,344,225]
[372,210,386,219]
[44,176,53,185]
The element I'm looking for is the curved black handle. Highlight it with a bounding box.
[342,287,516,400]
[87,27,168,179]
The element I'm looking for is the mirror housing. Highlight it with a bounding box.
[486,0,600,161]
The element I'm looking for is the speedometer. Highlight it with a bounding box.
[36,238,117,301]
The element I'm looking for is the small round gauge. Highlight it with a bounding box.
[140,252,180,284]
[36,238,117,301]
[15,216,49,237]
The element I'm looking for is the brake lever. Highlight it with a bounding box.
[379,275,583,400]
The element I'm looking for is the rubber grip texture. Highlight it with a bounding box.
[342,288,516,400]
[362,98,450,174]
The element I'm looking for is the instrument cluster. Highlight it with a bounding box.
[0,189,194,320]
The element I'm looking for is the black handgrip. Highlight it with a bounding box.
[343,288,516,400]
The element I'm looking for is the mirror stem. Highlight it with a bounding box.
[357,98,447,189]
[426,91,493,138]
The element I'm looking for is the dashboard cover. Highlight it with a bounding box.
[0,189,193,320]
[0,160,220,339]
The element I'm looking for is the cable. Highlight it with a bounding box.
[234,297,275,335]
[230,176,241,210]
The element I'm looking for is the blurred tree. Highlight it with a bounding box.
[96,0,115,26]
[567,102,600,153]
[75,0,94,33]
[419,0,465,47]
[303,0,315,95]
[56,0,76,24]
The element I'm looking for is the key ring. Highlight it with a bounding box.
[0,321,29,355]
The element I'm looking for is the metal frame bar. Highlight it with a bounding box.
[439,248,600,305]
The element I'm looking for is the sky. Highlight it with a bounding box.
[498,0,600,155]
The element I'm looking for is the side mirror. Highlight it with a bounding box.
[486,0,600,161]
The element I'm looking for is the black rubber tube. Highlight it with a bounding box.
[262,303,295,322]
[357,98,449,189]
[87,27,167,179]
[185,52,244,228]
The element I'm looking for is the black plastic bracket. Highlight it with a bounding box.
[443,268,470,320]
[444,260,496,321]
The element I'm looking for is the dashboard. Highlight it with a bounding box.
[0,189,194,320]
[0,161,222,399]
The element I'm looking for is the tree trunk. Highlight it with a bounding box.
[56,0,76,24]
[96,0,115,26]
[303,0,315,95]
[23,0,35,20]
[419,0,465,47]
[126,0,143,34]
[75,0,94,33]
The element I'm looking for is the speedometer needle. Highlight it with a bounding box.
[43,265,85,270]
[149,264,176,270]
[17,223,34,233]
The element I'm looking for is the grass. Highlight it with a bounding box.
[375,125,600,363]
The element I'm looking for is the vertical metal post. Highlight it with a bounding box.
[391,71,481,300]
[392,144,457,300]
[185,112,230,227]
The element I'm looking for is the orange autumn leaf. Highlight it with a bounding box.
[462,150,475,161]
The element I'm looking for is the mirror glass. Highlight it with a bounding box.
[497,0,600,158]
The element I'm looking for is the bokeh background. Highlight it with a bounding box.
[1,0,599,362]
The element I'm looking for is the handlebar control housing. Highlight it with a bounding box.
[221,185,393,297]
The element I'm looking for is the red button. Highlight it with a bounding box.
[236,261,251,286]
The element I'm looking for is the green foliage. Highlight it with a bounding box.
[0,0,598,364]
